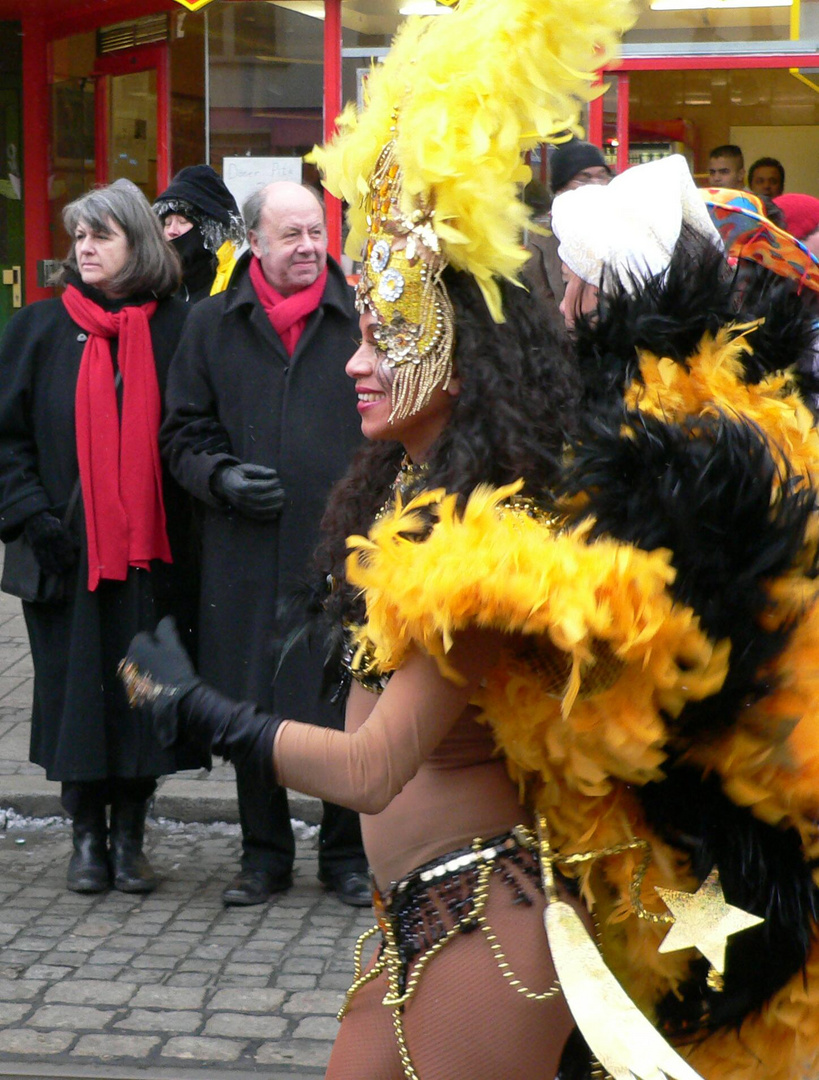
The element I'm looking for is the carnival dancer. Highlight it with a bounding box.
[120,3,819,1080]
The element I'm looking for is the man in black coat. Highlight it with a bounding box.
[523,139,611,328]
[161,182,369,907]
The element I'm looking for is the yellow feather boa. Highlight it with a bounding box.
[346,480,819,1079]
[310,0,636,320]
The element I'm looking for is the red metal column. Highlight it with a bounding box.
[21,15,51,304]
[588,88,604,148]
[616,72,629,174]
[323,0,343,261]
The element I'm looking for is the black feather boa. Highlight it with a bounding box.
[642,768,819,1034]
[570,233,819,419]
[561,413,815,742]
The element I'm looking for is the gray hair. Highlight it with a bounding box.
[56,178,181,298]
[242,182,325,254]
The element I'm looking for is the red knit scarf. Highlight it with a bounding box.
[249,256,328,356]
[62,284,172,591]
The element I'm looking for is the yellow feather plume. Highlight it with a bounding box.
[309,0,636,319]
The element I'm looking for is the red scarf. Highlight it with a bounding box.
[249,256,328,356]
[63,284,172,591]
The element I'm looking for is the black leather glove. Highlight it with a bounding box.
[211,463,285,521]
[120,616,279,791]
[24,510,78,574]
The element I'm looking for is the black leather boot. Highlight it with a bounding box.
[66,800,109,893]
[109,800,157,893]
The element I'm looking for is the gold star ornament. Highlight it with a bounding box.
[656,867,764,973]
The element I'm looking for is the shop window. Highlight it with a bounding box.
[627,1,795,47]
[50,32,97,262]
[170,10,206,174]
[206,1,324,177]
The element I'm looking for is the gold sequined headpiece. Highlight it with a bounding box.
[357,138,455,421]
[309,0,635,420]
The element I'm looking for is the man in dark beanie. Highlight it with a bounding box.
[154,165,245,303]
[522,137,611,327]
[548,137,611,195]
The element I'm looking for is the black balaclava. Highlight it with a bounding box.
[154,164,245,254]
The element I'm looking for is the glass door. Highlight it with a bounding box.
[94,43,170,200]
[108,68,158,201]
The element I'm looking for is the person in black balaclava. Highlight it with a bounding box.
[154,165,245,303]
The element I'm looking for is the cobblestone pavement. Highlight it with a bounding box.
[0,565,375,1078]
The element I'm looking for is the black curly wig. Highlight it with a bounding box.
[314,265,580,628]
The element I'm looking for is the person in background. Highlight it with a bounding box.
[154,165,245,303]
[549,138,612,194]
[160,181,369,909]
[522,138,612,326]
[0,179,198,895]
[707,143,745,189]
[748,156,785,199]
[774,192,819,258]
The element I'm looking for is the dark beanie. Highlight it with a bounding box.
[155,165,240,228]
[549,140,610,195]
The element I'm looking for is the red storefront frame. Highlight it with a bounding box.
[20,0,175,303]
[590,51,819,176]
[20,0,345,304]
[93,42,171,194]
[20,3,819,303]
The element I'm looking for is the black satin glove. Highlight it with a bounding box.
[211,463,286,521]
[24,510,78,574]
[120,616,280,791]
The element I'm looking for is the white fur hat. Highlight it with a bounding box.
[551,155,723,290]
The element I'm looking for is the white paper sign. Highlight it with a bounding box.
[222,157,303,217]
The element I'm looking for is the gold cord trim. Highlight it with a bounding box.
[339,833,563,1080]
[337,925,385,1022]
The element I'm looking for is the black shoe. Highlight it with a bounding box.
[222,868,293,907]
[109,800,157,894]
[320,870,372,908]
[66,811,109,894]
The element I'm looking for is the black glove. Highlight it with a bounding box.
[24,510,78,574]
[211,463,285,521]
[120,616,279,792]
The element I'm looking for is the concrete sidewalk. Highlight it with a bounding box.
[0,559,372,1078]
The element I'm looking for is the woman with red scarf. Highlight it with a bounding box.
[0,178,198,895]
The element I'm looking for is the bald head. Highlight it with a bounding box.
[247,181,328,295]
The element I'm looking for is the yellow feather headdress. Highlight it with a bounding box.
[313,0,634,316]
[309,0,635,418]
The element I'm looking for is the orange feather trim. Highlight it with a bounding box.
[347,479,819,1073]
[626,326,819,498]
[684,928,819,1080]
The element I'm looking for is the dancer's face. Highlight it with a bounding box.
[559,264,599,331]
[346,310,460,461]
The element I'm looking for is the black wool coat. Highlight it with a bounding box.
[0,291,198,782]
[160,253,364,723]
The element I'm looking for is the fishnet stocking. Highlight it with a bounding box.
[326,870,577,1079]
